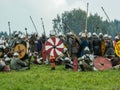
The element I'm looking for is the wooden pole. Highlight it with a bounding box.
[30,16,39,35]
[85,3,89,35]
[101,7,111,34]
[25,28,28,39]
[41,18,46,36]
[8,21,11,39]
[101,7,110,22]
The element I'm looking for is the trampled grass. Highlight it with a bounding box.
[0,65,120,90]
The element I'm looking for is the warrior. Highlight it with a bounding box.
[104,35,115,58]
[79,33,89,57]
[64,57,73,70]
[48,31,56,70]
[92,33,101,56]
[113,35,119,48]
[68,32,80,59]
[40,34,47,44]
[58,33,66,46]
[29,33,42,54]
[29,34,36,53]
[35,34,42,54]
[0,35,6,58]
[87,32,93,54]
[33,52,43,65]
[65,32,72,57]
[10,52,30,70]
[0,35,6,48]
[8,31,21,49]
[78,47,94,71]
[0,59,6,71]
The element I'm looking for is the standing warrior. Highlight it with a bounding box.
[68,32,79,59]
[49,31,56,70]
[29,34,42,54]
[92,33,101,56]
[79,33,89,57]
[104,35,115,57]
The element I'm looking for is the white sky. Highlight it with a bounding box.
[0,0,119,36]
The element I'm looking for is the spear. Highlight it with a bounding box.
[101,6,111,34]
[25,28,28,40]
[29,16,39,35]
[8,21,11,39]
[101,7,110,22]
[85,2,89,36]
[41,18,46,36]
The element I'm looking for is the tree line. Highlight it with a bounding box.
[52,8,120,37]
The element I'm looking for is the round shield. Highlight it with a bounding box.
[14,44,26,59]
[94,57,112,70]
[115,41,120,57]
[45,37,64,58]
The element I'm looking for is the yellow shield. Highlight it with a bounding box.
[115,41,120,57]
[14,44,26,59]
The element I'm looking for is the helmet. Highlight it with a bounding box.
[64,48,68,52]
[115,36,119,39]
[14,52,19,56]
[103,34,108,38]
[93,32,97,36]
[69,32,73,35]
[99,33,103,36]
[87,32,92,38]
[81,33,86,37]
[84,47,90,54]
[79,32,82,36]
[108,35,112,39]
[58,33,63,37]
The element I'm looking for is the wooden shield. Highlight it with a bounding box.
[94,57,112,70]
[115,41,120,57]
[14,44,26,59]
[101,40,106,56]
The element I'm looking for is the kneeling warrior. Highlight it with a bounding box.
[78,47,94,71]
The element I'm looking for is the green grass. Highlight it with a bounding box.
[0,65,120,90]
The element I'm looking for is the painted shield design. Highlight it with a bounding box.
[94,57,112,70]
[45,37,64,58]
[115,41,120,57]
[14,44,26,59]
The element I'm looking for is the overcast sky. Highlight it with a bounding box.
[0,0,119,36]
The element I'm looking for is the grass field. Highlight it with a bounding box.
[0,64,120,90]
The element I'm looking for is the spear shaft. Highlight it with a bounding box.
[85,2,89,34]
[41,18,46,36]
[30,16,39,34]
[8,21,11,39]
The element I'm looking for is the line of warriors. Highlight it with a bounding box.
[0,31,120,72]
